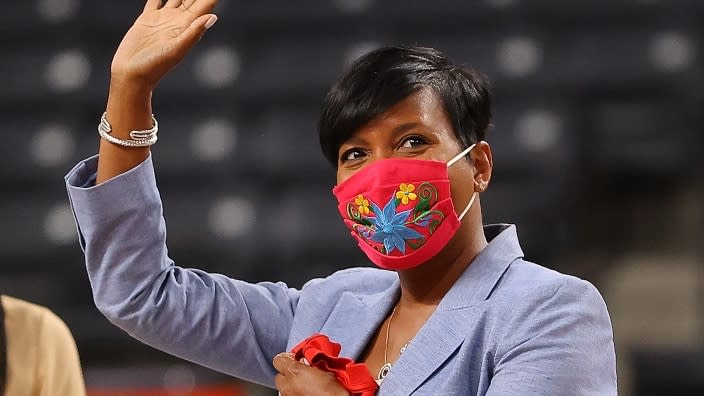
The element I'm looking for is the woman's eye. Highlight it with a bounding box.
[400,136,427,149]
[340,149,365,162]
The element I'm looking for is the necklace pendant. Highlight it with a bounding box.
[377,362,392,380]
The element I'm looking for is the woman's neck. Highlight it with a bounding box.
[396,213,488,308]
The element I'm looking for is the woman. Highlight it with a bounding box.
[65,0,617,394]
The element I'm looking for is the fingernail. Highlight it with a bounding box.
[205,15,218,30]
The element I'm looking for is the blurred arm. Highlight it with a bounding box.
[2,296,86,396]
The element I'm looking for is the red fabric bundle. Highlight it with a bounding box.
[290,333,379,396]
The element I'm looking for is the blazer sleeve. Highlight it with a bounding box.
[487,278,617,396]
[65,155,298,388]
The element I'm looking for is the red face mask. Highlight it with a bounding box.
[332,144,478,270]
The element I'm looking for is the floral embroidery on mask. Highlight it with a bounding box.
[354,194,371,216]
[395,183,417,205]
[345,182,445,255]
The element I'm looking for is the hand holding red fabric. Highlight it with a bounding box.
[273,352,349,396]
[288,333,379,396]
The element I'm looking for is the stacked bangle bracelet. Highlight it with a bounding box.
[97,112,158,147]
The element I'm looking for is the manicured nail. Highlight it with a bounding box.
[205,15,218,29]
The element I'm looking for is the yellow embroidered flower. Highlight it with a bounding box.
[395,183,417,205]
[354,194,370,215]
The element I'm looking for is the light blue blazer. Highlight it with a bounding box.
[65,155,617,395]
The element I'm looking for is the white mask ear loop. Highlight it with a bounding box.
[457,191,477,221]
[446,143,477,168]
[446,142,479,221]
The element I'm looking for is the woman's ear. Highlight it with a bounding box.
[473,141,493,192]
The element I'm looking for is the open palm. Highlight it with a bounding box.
[111,0,218,87]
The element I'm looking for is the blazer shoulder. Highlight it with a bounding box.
[301,267,397,295]
[494,259,606,309]
[485,262,617,394]
[301,267,398,293]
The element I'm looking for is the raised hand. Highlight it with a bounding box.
[111,0,219,88]
[97,0,219,183]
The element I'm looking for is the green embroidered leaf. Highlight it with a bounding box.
[413,198,430,216]
[407,238,426,250]
[428,219,442,233]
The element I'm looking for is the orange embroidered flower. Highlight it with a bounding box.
[354,194,370,215]
[395,183,417,205]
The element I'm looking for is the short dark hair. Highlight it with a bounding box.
[318,46,492,166]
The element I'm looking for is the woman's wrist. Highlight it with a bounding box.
[108,74,154,102]
[105,74,154,133]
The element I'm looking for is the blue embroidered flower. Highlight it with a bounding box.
[367,194,423,254]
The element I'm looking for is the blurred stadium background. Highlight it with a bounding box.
[1,0,703,394]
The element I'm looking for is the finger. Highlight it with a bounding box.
[277,366,343,396]
[188,0,218,16]
[164,0,183,8]
[143,0,161,11]
[273,352,301,375]
[274,374,288,393]
[173,13,217,54]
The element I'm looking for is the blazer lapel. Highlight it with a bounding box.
[378,306,479,395]
[320,278,400,361]
[378,225,521,394]
[297,225,522,394]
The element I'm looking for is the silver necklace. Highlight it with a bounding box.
[377,306,412,382]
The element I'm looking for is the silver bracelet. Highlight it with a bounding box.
[97,112,158,147]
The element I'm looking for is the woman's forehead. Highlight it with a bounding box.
[342,89,451,143]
